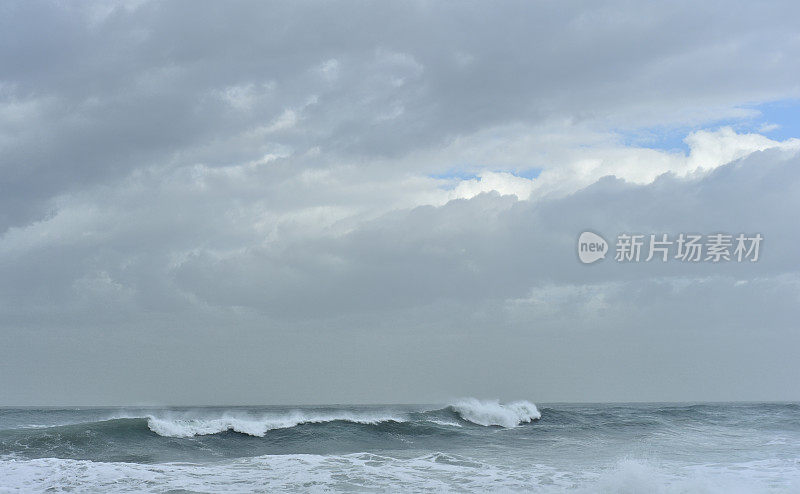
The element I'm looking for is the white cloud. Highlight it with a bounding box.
[263,108,298,132]
[448,172,536,201]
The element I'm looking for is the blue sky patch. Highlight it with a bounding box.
[618,98,800,153]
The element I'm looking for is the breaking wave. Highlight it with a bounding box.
[0,398,541,454]
[450,398,541,428]
[146,410,407,437]
[142,399,539,437]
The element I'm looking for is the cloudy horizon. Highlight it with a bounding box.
[1,0,799,406]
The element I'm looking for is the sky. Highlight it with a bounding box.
[1,0,799,406]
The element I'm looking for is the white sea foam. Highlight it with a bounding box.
[145,410,406,438]
[585,458,800,494]
[451,398,541,427]
[2,454,798,493]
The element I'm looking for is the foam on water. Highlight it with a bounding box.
[2,454,799,493]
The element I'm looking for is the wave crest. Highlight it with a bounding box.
[145,400,541,436]
[1,401,541,440]
[451,399,541,427]
[146,411,406,438]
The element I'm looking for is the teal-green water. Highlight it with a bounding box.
[1,401,799,492]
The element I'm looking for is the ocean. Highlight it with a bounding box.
[1,400,798,492]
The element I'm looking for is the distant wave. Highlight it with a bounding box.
[449,399,541,428]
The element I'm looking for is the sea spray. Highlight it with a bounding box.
[451,398,541,427]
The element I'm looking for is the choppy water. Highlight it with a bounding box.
[1,400,799,492]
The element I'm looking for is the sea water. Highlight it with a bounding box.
[1,400,799,492]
